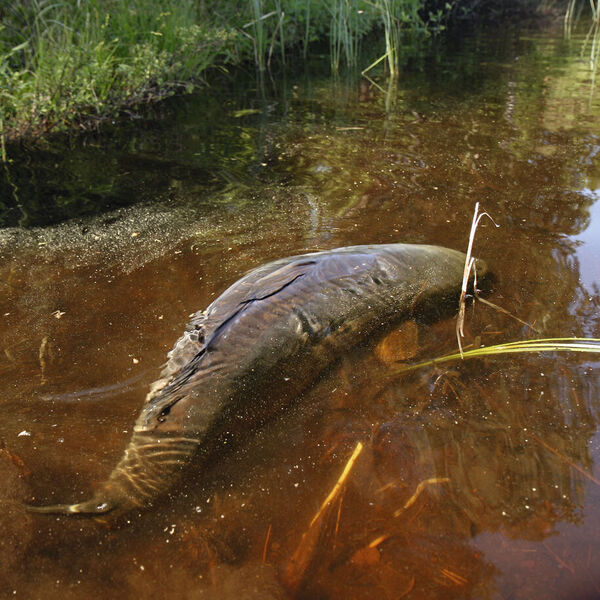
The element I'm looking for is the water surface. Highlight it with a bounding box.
[2,22,600,600]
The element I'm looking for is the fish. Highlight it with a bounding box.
[27,243,487,518]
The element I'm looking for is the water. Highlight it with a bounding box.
[2,22,600,600]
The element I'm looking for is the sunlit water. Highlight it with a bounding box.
[2,21,600,600]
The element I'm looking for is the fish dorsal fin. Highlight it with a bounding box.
[203,257,317,325]
[148,257,318,399]
[147,248,381,406]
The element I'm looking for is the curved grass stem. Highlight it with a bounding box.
[394,338,600,375]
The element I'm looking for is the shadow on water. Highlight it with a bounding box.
[2,20,600,600]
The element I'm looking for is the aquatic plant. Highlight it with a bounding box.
[394,338,600,375]
[376,0,425,76]
[247,0,268,71]
[326,0,368,71]
[378,0,401,76]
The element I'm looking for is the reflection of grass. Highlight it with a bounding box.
[581,22,600,96]
[394,338,600,374]
[588,0,600,22]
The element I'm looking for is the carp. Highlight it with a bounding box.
[28,243,486,517]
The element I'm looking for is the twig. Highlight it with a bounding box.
[39,336,48,385]
[262,524,272,563]
[441,567,468,585]
[310,441,363,527]
[398,576,416,598]
[543,541,575,574]
[393,477,450,517]
[368,533,390,548]
[531,433,600,487]
[333,491,344,551]
[475,295,540,334]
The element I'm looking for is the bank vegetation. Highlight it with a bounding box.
[0,0,570,143]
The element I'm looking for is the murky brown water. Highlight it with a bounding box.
[2,21,600,600]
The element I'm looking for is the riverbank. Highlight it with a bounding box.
[0,0,564,145]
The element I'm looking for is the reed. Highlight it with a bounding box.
[377,0,400,77]
[302,0,312,57]
[327,0,360,72]
[270,0,287,67]
[248,0,268,71]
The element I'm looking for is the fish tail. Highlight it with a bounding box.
[25,432,199,517]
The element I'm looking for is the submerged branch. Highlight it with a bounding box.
[283,441,364,594]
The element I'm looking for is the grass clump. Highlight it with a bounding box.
[3,0,542,141]
[0,0,445,139]
[0,0,241,139]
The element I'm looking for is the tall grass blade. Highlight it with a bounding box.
[394,338,600,375]
[456,202,498,356]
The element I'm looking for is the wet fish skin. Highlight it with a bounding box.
[27,243,487,518]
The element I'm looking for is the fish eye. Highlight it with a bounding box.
[157,406,171,422]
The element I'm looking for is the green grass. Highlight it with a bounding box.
[2,0,542,141]
[0,0,243,139]
[394,338,600,374]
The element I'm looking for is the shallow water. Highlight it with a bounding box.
[2,21,600,600]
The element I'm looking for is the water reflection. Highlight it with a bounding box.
[1,20,600,600]
[572,188,600,292]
